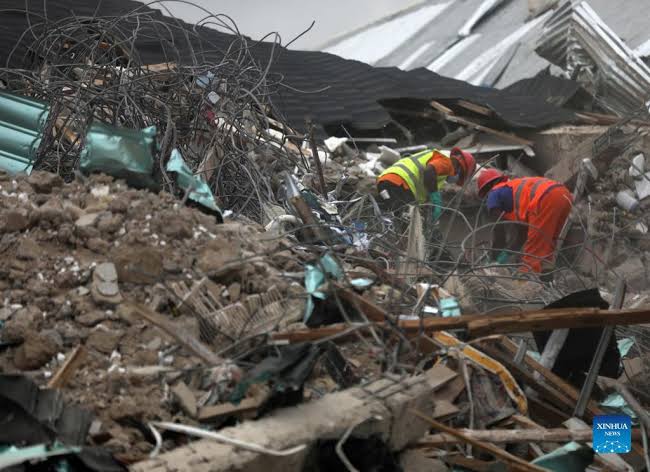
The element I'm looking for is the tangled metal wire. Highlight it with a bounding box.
[0,1,308,222]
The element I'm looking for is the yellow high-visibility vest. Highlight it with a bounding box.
[379,149,449,203]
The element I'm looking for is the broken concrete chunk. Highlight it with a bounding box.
[616,190,639,212]
[399,450,449,472]
[14,333,59,370]
[86,330,123,355]
[95,262,118,282]
[228,282,241,302]
[27,171,63,193]
[171,381,198,418]
[15,238,41,260]
[76,311,106,327]
[75,212,101,228]
[197,245,239,275]
[635,173,650,201]
[91,262,122,305]
[113,246,164,284]
[378,146,400,166]
[629,153,645,178]
[3,208,30,232]
[91,185,111,198]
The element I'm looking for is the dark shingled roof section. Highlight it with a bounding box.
[502,69,584,108]
[0,1,577,132]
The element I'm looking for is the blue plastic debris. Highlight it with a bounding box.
[531,441,594,471]
[166,149,222,217]
[439,297,461,317]
[617,337,635,357]
[0,444,81,470]
[0,90,50,175]
[304,253,343,323]
[196,71,215,88]
[350,278,374,289]
[601,393,637,418]
[79,122,157,188]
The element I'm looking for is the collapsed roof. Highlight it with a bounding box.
[0,0,576,132]
[323,0,650,92]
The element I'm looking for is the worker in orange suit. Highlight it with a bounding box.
[477,170,573,273]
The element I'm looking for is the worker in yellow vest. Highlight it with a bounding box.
[377,147,476,219]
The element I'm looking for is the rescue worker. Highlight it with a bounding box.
[477,169,573,273]
[377,147,476,219]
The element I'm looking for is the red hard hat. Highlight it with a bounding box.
[450,147,476,185]
[477,168,507,197]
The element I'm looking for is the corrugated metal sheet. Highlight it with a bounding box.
[0,90,50,175]
[535,0,650,115]
[321,0,650,90]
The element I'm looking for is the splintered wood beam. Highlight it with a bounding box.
[466,307,650,336]
[443,114,533,147]
[456,100,493,117]
[418,427,593,446]
[47,345,86,389]
[274,305,650,342]
[411,410,548,472]
[499,337,603,417]
[430,100,454,115]
[127,303,227,367]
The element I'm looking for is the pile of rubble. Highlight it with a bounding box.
[3,2,650,472]
[0,170,311,461]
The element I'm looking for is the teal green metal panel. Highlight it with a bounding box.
[80,122,157,188]
[0,90,50,174]
[166,149,222,215]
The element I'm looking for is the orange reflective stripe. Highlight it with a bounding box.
[507,177,560,221]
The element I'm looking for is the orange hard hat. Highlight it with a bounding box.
[477,168,507,197]
[450,147,476,185]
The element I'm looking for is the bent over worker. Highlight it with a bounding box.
[477,170,573,273]
[376,147,476,219]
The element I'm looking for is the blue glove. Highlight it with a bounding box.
[429,192,442,221]
[495,251,509,264]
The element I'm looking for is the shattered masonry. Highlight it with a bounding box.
[0,0,650,471]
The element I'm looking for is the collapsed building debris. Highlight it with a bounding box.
[0,1,649,471]
[536,1,650,116]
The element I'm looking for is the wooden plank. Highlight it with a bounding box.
[272,323,367,342]
[127,303,227,367]
[436,375,466,403]
[527,395,571,426]
[275,303,650,344]
[143,62,177,73]
[199,392,268,422]
[47,345,86,389]
[499,337,603,417]
[419,427,593,446]
[430,100,454,115]
[443,455,496,472]
[456,99,493,117]
[467,307,650,336]
[334,286,396,323]
[432,400,459,419]
[443,114,534,147]
[411,410,548,472]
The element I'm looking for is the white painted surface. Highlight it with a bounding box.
[325,2,453,65]
[399,41,435,70]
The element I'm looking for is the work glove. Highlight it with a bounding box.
[495,250,509,264]
[429,192,443,221]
